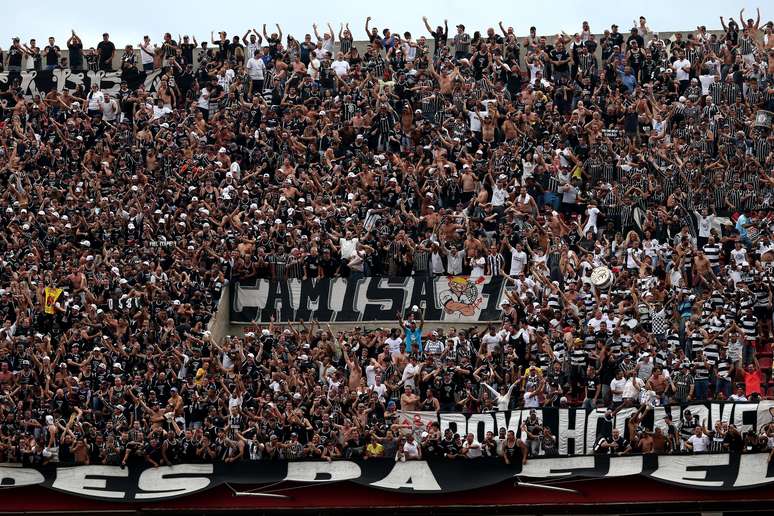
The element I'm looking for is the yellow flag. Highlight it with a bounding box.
[44,287,63,315]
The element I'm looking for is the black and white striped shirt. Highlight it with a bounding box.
[739,36,754,55]
[570,347,587,367]
[486,253,505,277]
[703,243,721,269]
[453,33,471,54]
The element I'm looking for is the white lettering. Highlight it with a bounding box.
[494,410,522,437]
[650,454,728,487]
[711,402,734,428]
[605,455,644,477]
[0,466,45,486]
[466,413,496,443]
[734,453,774,487]
[520,456,595,477]
[683,404,710,429]
[370,461,442,491]
[285,461,361,483]
[135,464,213,499]
[557,408,585,455]
[438,412,467,436]
[52,465,127,499]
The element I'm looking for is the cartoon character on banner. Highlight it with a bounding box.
[440,276,485,317]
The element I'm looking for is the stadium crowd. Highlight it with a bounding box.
[0,10,774,467]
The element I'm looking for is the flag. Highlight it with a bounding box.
[43,287,63,315]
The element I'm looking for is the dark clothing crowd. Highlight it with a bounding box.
[0,11,774,466]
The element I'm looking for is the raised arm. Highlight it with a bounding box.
[422,16,434,35]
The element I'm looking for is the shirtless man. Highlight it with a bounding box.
[502,111,520,141]
[459,165,477,202]
[646,367,669,404]
[638,430,655,453]
[480,112,497,144]
[400,385,421,411]
[427,59,463,95]
[693,249,715,285]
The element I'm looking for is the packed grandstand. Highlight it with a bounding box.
[0,9,773,469]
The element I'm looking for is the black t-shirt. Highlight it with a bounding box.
[438,378,456,403]
[586,375,599,398]
[503,439,523,463]
[45,45,61,65]
[423,436,444,459]
[319,257,340,277]
[216,39,231,60]
[97,41,116,63]
[180,43,195,64]
[430,29,448,52]
[609,32,624,48]
[550,49,570,72]
[68,42,83,66]
[723,431,743,453]
[441,437,459,456]
[8,46,23,66]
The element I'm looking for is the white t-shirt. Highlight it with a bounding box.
[523,390,540,408]
[430,251,445,274]
[246,57,266,80]
[470,256,486,278]
[320,37,334,54]
[527,62,543,83]
[365,365,377,386]
[447,250,464,275]
[307,57,320,79]
[610,378,627,403]
[152,104,172,120]
[371,382,388,400]
[673,58,691,81]
[339,237,359,259]
[626,248,642,269]
[402,363,420,388]
[731,248,747,265]
[385,336,403,354]
[139,42,155,65]
[331,59,350,77]
[584,207,601,230]
[699,74,715,95]
[482,334,501,354]
[101,99,118,121]
[695,213,713,238]
[491,185,508,206]
[687,434,709,452]
[197,87,210,110]
[465,441,482,458]
[622,376,644,399]
[468,110,487,132]
[403,441,420,459]
[509,250,527,275]
[244,42,259,65]
[87,90,105,111]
